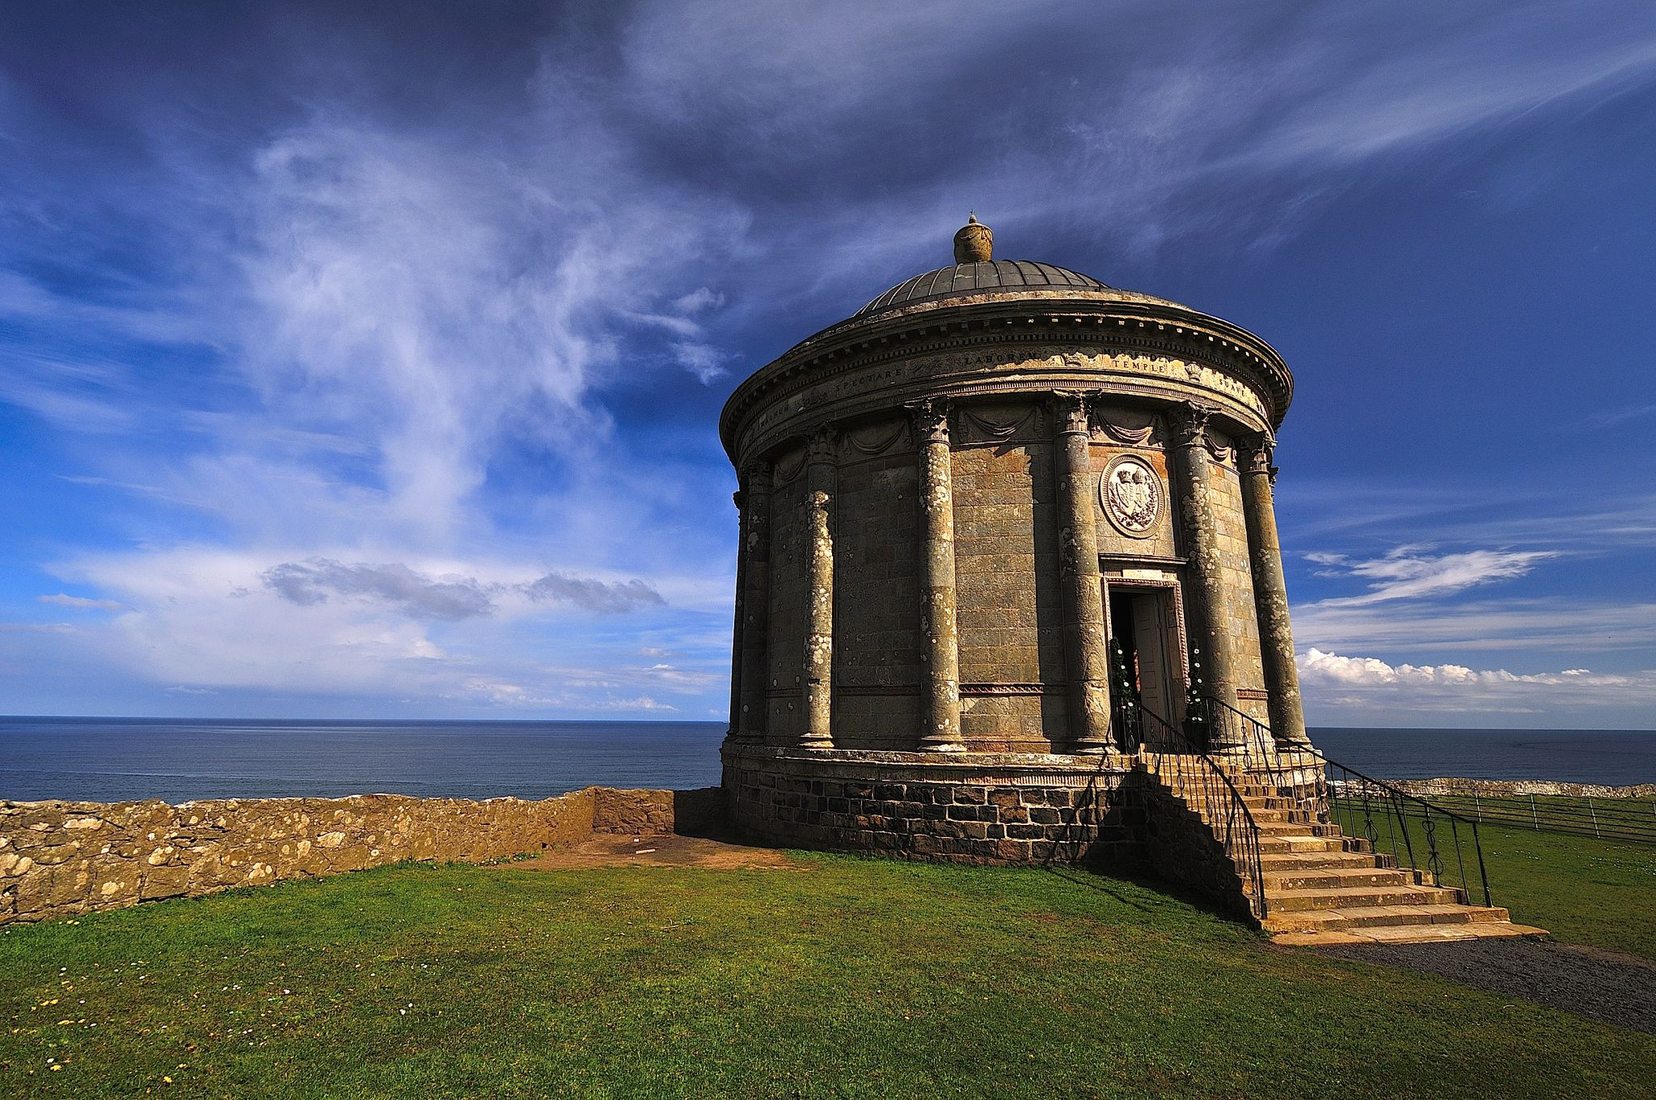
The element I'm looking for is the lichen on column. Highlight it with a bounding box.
[801,428,837,748]
[1238,434,1308,743]
[1053,391,1112,754]
[908,397,964,752]
[1174,402,1241,746]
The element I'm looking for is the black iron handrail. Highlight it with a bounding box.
[1199,695,1493,908]
[1125,699,1269,920]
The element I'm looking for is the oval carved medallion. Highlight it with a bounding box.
[1100,455,1163,538]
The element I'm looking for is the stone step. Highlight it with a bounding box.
[1259,851,1383,871]
[1143,757,1545,948]
[1268,884,1462,912]
[1234,806,1328,824]
[1263,867,1422,890]
[1258,835,1350,854]
[1271,923,1550,947]
[1249,821,1344,837]
[1262,903,1512,934]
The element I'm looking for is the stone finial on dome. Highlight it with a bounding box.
[953,213,993,264]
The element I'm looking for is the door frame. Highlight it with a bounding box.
[1102,574,1191,720]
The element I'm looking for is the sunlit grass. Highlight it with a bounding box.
[1,849,1651,1098]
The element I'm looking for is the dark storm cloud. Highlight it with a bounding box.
[261,560,665,618]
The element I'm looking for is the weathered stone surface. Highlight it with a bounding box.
[0,786,718,925]
[715,224,1314,890]
[1394,778,1656,800]
[724,743,1142,868]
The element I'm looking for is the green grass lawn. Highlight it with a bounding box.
[2,848,1653,1099]
[1476,821,1656,959]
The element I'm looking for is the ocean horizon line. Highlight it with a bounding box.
[3,714,1654,735]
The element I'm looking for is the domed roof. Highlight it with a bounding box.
[857,259,1110,317]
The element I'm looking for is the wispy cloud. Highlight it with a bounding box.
[37,593,124,612]
[1292,598,1656,656]
[1306,546,1556,606]
[2,3,1653,718]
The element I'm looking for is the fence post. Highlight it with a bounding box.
[1473,792,1482,821]
[1588,797,1600,838]
[1530,793,1539,831]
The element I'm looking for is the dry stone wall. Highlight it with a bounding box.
[0,786,705,925]
[1393,778,1656,800]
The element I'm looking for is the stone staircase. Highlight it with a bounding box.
[1145,755,1548,947]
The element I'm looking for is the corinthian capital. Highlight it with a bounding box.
[1175,402,1215,448]
[1237,432,1277,479]
[1050,390,1094,436]
[806,425,838,464]
[905,397,951,446]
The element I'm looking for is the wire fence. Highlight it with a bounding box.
[1401,788,1656,845]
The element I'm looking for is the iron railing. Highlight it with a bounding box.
[1126,700,1269,920]
[1199,695,1493,908]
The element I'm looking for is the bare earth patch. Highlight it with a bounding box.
[491,832,806,871]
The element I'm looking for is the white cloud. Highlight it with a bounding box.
[34,545,720,714]
[1307,546,1557,606]
[38,593,123,612]
[6,4,1655,719]
[1297,647,1656,717]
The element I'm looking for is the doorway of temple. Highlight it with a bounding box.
[1108,586,1182,728]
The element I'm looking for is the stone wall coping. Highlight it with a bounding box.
[2,789,619,814]
[723,743,1135,784]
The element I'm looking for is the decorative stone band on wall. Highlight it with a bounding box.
[0,786,719,926]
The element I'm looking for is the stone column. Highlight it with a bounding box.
[736,461,773,742]
[1174,403,1241,747]
[1238,434,1308,744]
[727,483,747,738]
[909,398,964,752]
[801,427,836,748]
[1053,392,1113,754]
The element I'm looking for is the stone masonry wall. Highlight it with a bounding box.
[723,745,1142,866]
[1089,436,1177,561]
[952,427,1068,752]
[723,744,1259,924]
[831,429,923,750]
[0,786,703,925]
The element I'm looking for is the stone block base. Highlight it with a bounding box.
[721,741,1147,868]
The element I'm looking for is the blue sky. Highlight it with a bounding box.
[2,1,1654,727]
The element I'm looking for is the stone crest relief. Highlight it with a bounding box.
[1099,454,1163,538]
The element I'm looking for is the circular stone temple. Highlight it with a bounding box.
[719,217,1312,866]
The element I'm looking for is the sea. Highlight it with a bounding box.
[1,717,1653,804]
